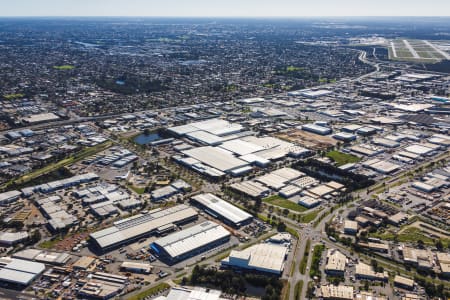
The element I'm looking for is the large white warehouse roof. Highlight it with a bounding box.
[191,193,252,226]
[90,204,197,250]
[152,221,230,259]
[0,257,45,285]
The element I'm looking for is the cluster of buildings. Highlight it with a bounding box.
[170,118,310,178]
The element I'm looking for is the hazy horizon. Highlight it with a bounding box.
[1,0,450,17]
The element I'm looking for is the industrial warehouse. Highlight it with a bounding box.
[170,118,310,177]
[190,193,253,228]
[221,243,288,276]
[150,221,231,264]
[89,204,198,251]
[0,257,46,286]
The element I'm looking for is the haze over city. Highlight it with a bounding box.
[1,0,450,17]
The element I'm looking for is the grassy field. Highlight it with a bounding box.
[53,65,75,70]
[294,280,304,300]
[286,66,304,72]
[286,226,300,239]
[309,244,325,279]
[263,195,308,213]
[127,184,146,195]
[326,150,361,166]
[3,93,25,100]
[299,209,322,223]
[39,237,63,249]
[126,282,170,300]
[299,239,311,274]
[370,226,450,247]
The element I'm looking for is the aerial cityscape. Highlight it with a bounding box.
[0,1,449,300]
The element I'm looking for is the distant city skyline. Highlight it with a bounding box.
[1,0,450,17]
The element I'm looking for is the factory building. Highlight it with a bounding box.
[120,262,152,274]
[300,123,332,135]
[319,284,354,300]
[221,243,288,276]
[343,220,358,235]
[0,257,45,286]
[333,132,357,142]
[355,262,388,281]
[151,221,230,264]
[394,275,415,290]
[190,193,252,228]
[325,249,347,276]
[162,287,224,300]
[0,190,21,206]
[89,204,198,251]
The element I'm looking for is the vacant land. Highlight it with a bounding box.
[126,282,170,300]
[326,150,361,166]
[299,209,323,223]
[299,239,311,274]
[53,65,75,70]
[3,93,25,100]
[294,280,304,300]
[277,129,337,150]
[263,195,308,213]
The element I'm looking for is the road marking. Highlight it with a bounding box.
[423,40,450,60]
[402,39,420,58]
[390,41,397,58]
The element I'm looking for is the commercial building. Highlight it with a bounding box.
[325,249,347,276]
[169,118,243,137]
[319,284,354,300]
[0,257,45,286]
[394,275,415,290]
[221,243,288,276]
[0,231,28,246]
[301,123,332,135]
[182,146,250,173]
[22,112,60,124]
[333,132,357,142]
[355,292,387,300]
[78,273,126,299]
[401,247,433,270]
[387,212,409,226]
[73,256,96,270]
[362,159,400,174]
[404,144,435,156]
[151,221,230,264]
[355,262,388,281]
[299,89,333,98]
[436,252,450,277]
[120,262,152,274]
[0,190,21,206]
[190,193,252,228]
[343,220,358,235]
[297,196,321,208]
[13,249,71,266]
[162,287,224,300]
[89,204,198,251]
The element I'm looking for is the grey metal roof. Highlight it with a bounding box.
[153,221,230,258]
[90,204,198,249]
[192,193,252,225]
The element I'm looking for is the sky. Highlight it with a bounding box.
[0,0,449,17]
